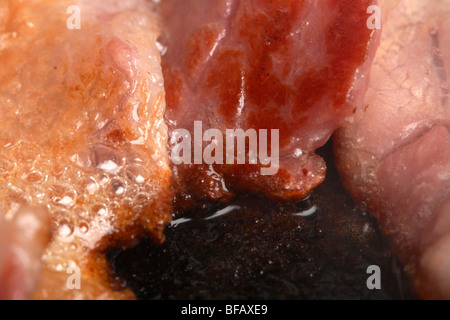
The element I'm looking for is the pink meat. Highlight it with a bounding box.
[0,206,50,300]
[334,0,450,299]
[158,0,381,206]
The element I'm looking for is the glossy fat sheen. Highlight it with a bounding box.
[334,0,450,299]
[159,0,380,205]
[0,0,171,299]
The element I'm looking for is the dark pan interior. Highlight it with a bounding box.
[107,141,415,300]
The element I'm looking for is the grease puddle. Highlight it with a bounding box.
[108,143,414,300]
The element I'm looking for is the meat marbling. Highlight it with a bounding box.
[0,0,171,299]
[158,0,381,207]
[0,0,405,300]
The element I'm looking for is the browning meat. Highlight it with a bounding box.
[0,0,171,299]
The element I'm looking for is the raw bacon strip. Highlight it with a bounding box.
[0,0,171,299]
[334,0,450,299]
[158,0,381,206]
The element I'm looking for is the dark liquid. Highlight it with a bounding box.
[108,142,414,299]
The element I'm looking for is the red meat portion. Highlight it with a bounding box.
[159,0,381,206]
